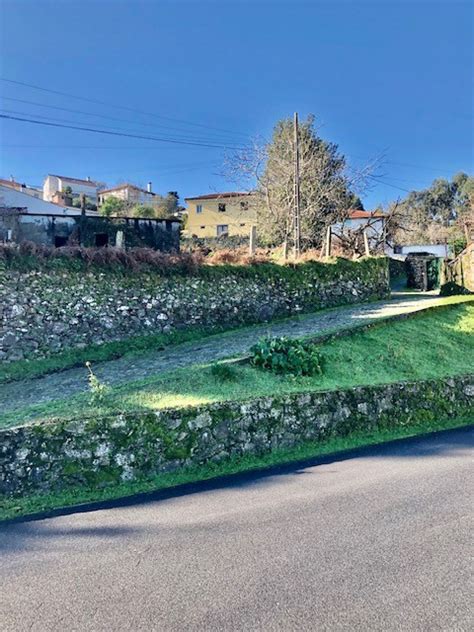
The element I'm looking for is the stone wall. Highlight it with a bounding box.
[1,374,472,497]
[441,244,474,293]
[0,257,389,362]
[0,211,180,251]
[406,254,441,290]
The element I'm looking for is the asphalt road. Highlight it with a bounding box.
[1,427,473,631]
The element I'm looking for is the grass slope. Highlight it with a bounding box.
[2,302,473,429]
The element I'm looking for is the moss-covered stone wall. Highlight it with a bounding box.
[1,374,472,498]
[0,257,389,362]
[441,244,474,292]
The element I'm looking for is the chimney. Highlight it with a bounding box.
[10,175,14,182]
[86,176,91,182]
[147,181,152,193]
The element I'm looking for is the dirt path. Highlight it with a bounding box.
[0,292,456,415]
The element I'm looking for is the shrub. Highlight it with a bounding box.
[250,336,323,376]
[439,281,472,296]
[0,242,204,274]
[85,361,109,403]
[210,362,238,382]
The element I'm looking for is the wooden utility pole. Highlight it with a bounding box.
[293,112,301,259]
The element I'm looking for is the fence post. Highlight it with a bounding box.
[249,225,257,256]
[363,230,370,257]
[325,226,332,258]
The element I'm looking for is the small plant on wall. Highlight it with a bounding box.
[85,361,109,403]
[250,336,323,377]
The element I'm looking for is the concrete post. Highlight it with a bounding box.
[249,225,257,255]
[115,230,124,249]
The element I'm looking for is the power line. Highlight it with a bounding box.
[0,113,248,150]
[0,77,251,139]
[0,95,249,143]
[0,107,247,147]
[368,175,412,193]
[349,153,453,174]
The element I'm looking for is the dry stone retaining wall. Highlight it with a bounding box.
[0,257,389,362]
[1,374,472,498]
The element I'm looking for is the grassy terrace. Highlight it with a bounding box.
[2,302,473,430]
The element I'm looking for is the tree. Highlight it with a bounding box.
[225,115,374,251]
[132,205,156,218]
[99,196,127,218]
[393,173,474,246]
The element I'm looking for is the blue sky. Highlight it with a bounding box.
[0,0,472,208]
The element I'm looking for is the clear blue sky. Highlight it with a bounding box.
[0,0,472,208]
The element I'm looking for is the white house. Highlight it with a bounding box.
[43,174,101,203]
[394,244,450,257]
[0,177,43,199]
[98,182,157,206]
[0,184,82,215]
[332,209,386,239]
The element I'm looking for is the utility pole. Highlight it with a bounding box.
[293,112,301,259]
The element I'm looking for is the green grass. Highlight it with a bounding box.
[1,414,471,522]
[2,302,473,429]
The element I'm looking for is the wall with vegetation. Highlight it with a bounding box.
[405,254,441,291]
[0,212,180,251]
[441,244,474,293]
[1,374,471,497]
[0,257,389,362]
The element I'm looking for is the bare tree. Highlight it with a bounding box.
[332,200,409,258]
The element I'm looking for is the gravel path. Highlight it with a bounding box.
[0,292,451,414]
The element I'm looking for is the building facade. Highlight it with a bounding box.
[185,192,256,238]
[0,184,79,216]
[43,174,101,204]
[98,182,157,206]
[0,177,43,199]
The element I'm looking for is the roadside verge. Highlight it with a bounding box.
[1,374,472,521]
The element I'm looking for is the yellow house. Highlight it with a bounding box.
[184,192,257,238]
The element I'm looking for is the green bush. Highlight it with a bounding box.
[439,281,472,296]
[250,336,323,376]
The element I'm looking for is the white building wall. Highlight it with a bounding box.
[400,244,449,257]
[0,185,82,215]
[43,176,98,202]
[99,187,156,206]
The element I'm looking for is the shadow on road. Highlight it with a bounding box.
[1,425,472,552]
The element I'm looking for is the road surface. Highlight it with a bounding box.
[1,427,473,631]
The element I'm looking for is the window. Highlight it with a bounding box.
[217,224,228,236]
[54,236,68,247]
[196,204,203,214]
[200,225,206,229]
[218,203,226,213]
[240,201,249,211]
[240,223,246,227]
[95,233,109,247]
